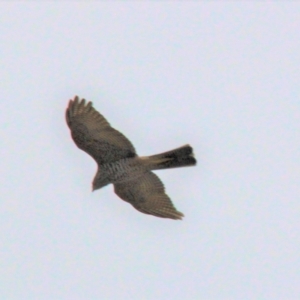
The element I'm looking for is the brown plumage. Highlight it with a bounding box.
[66,96,196,220]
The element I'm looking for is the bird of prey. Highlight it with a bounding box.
[66,96,196,220]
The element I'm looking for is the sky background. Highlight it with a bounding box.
[1,2,300,300]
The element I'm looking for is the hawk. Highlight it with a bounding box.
[66,96,196,220]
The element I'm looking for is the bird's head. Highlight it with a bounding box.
[92,171,110,191]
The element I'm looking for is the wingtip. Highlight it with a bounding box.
[70,96,92,108]
[69,95,79,104]
[175,212,184,220]
[166,210,184,220]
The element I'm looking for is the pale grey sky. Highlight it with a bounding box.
[1,2,300,300]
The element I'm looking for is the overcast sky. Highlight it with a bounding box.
[1,2,300,300]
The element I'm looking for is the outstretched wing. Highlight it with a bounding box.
[114,171,184,220]
[66,96,136,165]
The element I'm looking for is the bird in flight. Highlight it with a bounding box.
[66,96,196,220]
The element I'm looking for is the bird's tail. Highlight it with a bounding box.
[140,144,196,170]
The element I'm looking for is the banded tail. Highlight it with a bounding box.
[141,144,196,170]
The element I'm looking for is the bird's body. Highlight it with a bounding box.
[66,96,196,220]
[94,157,147,186]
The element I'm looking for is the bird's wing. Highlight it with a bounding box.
[66,96,136,164]
[114,171,184,220]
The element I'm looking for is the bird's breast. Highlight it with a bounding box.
[101,158,145,183]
